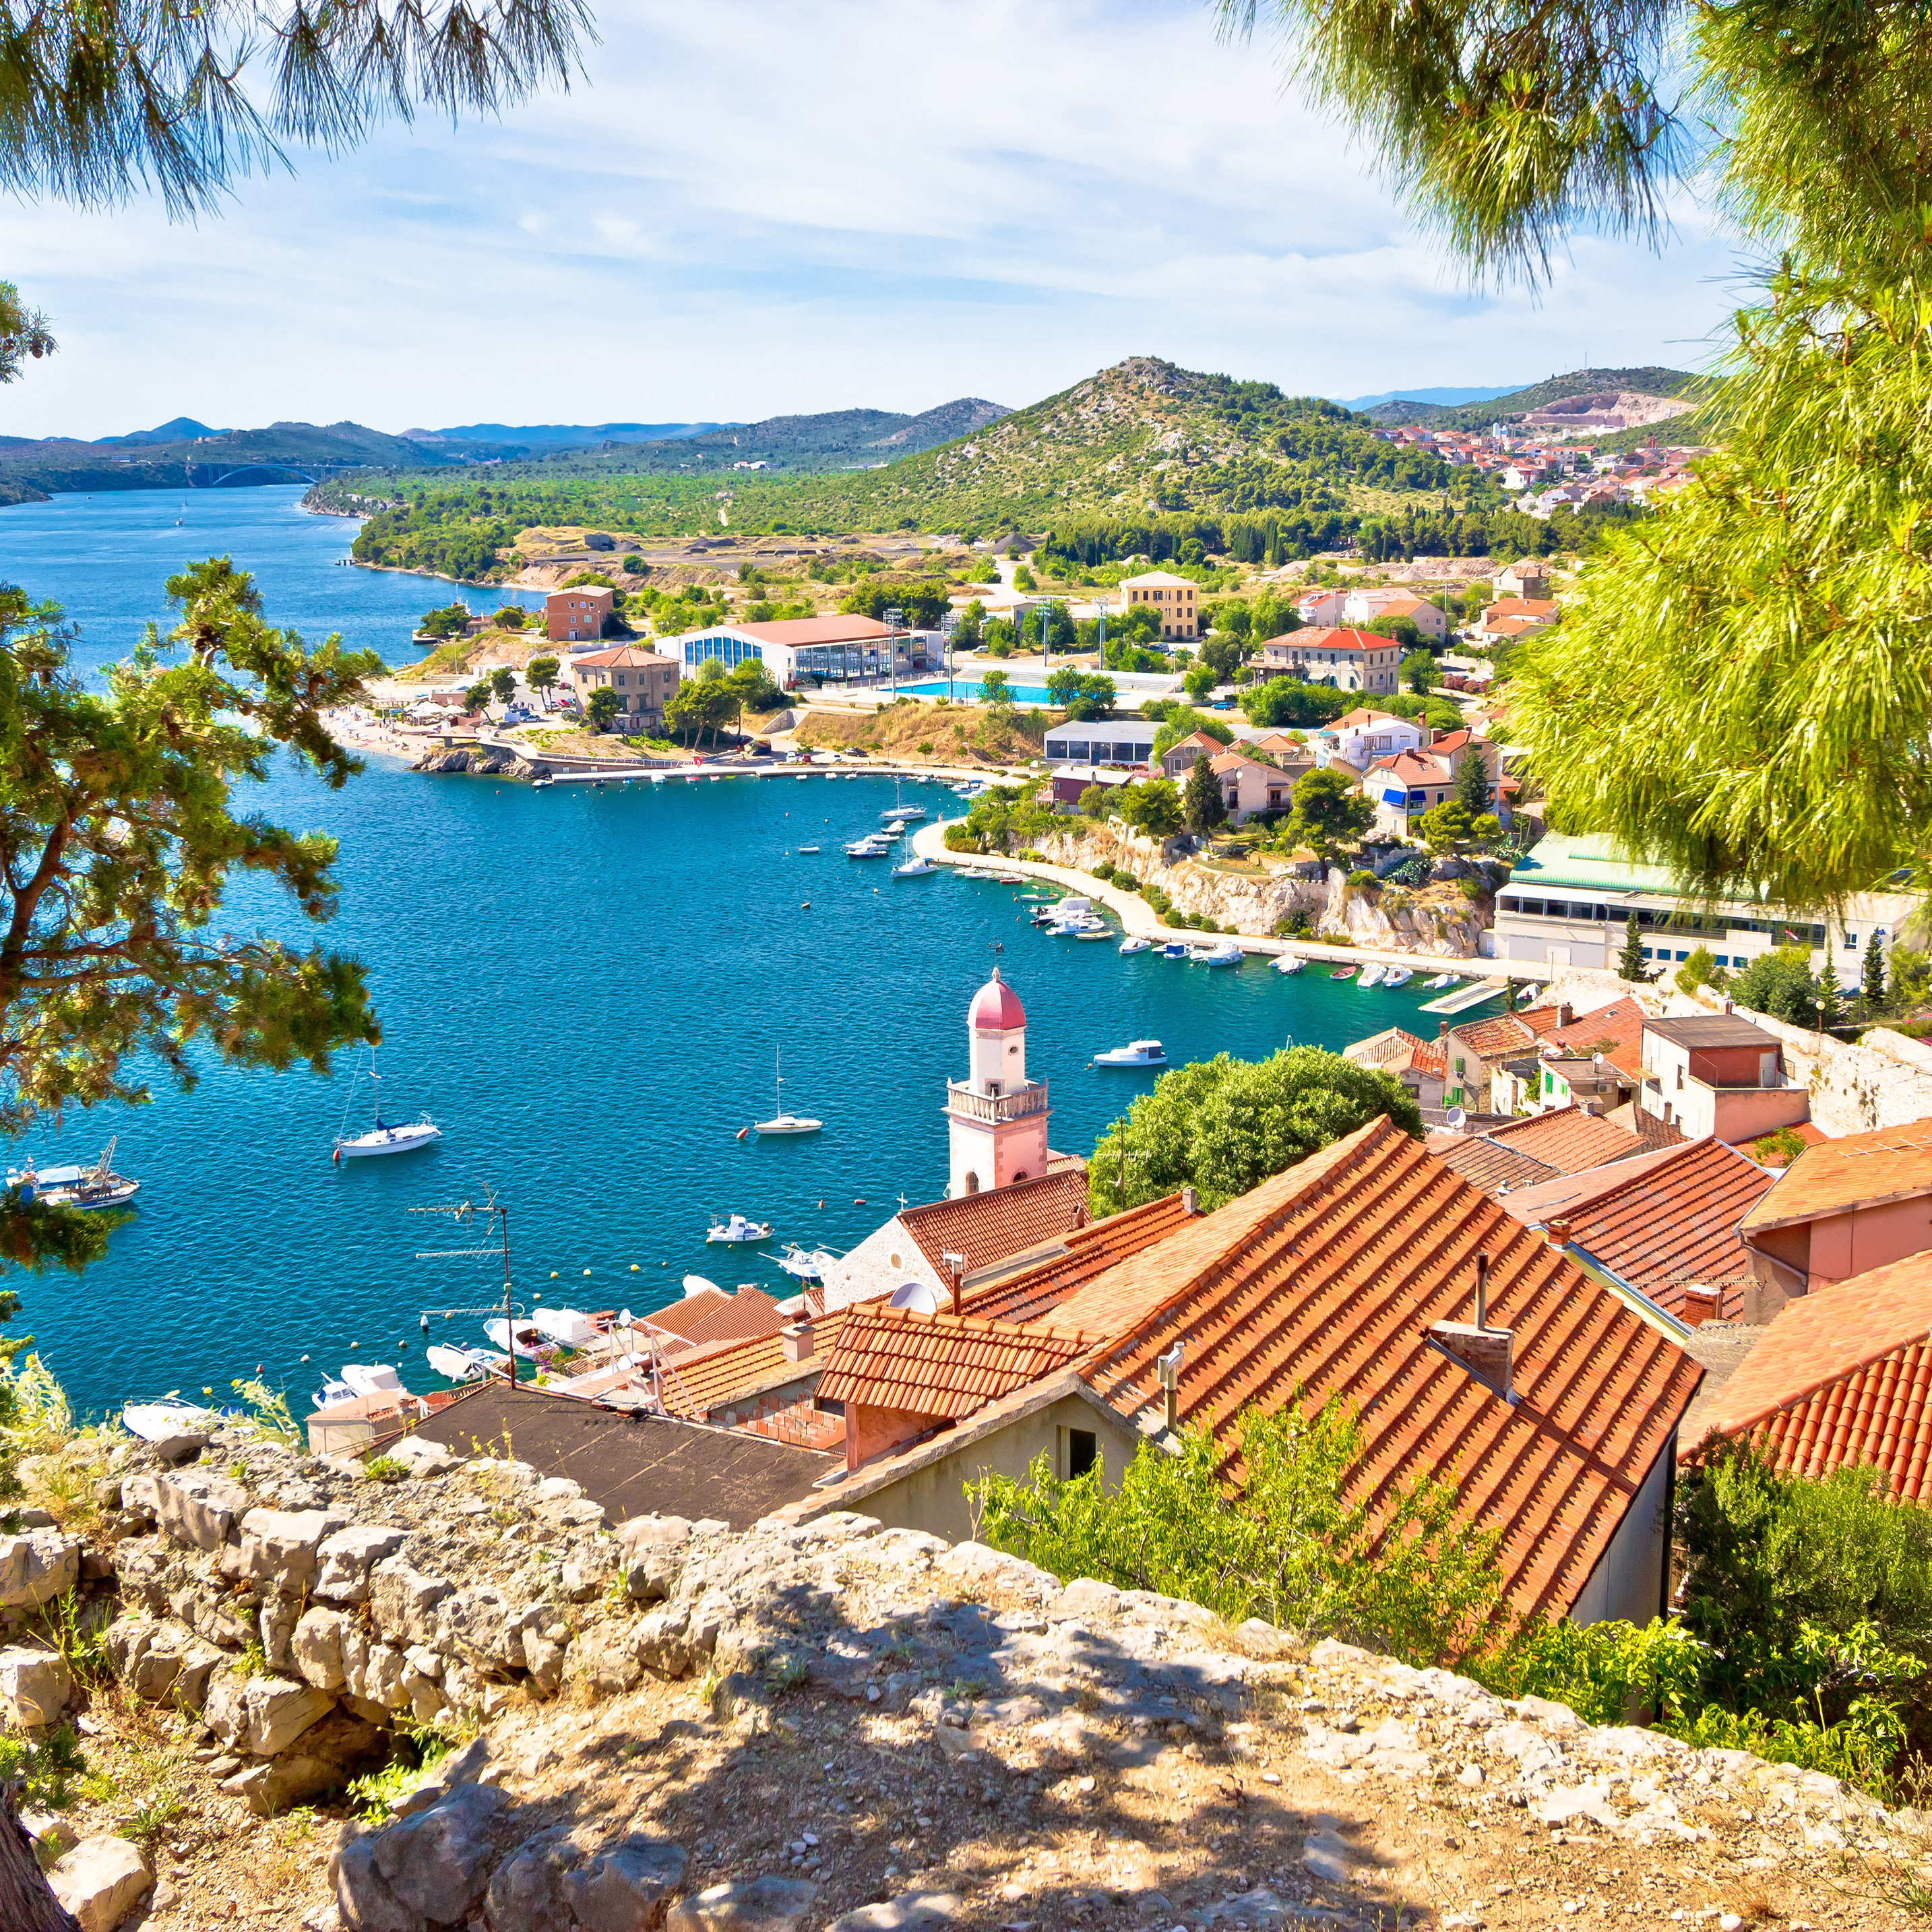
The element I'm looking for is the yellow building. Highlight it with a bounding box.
[1117,570,1197,641]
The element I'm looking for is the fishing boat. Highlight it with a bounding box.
[5,1137,141,1210]
[1330,965,1359,980]
[754,1047,823,1135]
[1272,954,1305,975]
[994,873,1025,884]
[311,1373,354,1409]
[1382,967,1414,989]
[1194,940,1245,966]
[1094,1039,1167,1067]
[1119,936,1150,955]
[1358,964,1386,989]
[332,1051,441,1160]
[708,1212,774,1243]
[893,856,936,876]
[778,1243,839,1283]
[121,1394,214,1441]
[1075,925,1113,941]
[425,1344,492,1383]
[343,1363,404,1398]
[1160,941,1191,960]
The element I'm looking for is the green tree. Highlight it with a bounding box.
[1454,745,1489,816]
[419,603,470,639]
[1814,956,1844,1031]
[1675,945,1726,996]
[0,282,53,383]
[1012,564,1037,591]
[980,668,1013,711]
[1182,663,1218,702]
[1150,708,1234,760]
[1617,914,1654,984]
[1729,947,1821,1026]
[1243,678,1352,729]
[728,657,784,716]
[585,687,623,733]
[1183,753,1227,834]
[1087,1045,1424,1216]
[1892,945,1932,1011]
[491,605,528,632]
[1863,930,1888,1010]
[1416,801,1474,853]
[1046,667,1115,721]
[1400,648,1437,695]
[0,564,380,1272]
[489,666,516,704]
[526,656,559,707]
[1077,784,1111,819]
[1284,766,1373,866]
[954,600,986,648]
[1118,778,1184,840]
[462,679,491,714]
[623,553,648,575]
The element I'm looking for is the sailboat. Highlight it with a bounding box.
[332,1049,442,1160]
[753,1046,822,1135]
[880,776,925,823]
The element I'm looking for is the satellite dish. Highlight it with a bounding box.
[888,1280,942,1313]
[1446,1106,1468,1131]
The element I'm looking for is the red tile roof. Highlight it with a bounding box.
[656,1309,854,1419]
[1345,1028,1448,1079]
[644,1286,786,1353]
[967,1192,1202,1324]
[1739,1118,1932,1235]
[1425,1133,1560,1197]
[1065,1117,1702,1622]
[898,1169,1091,1279]
[1485,1106,1646,1175]
[1547,998,1649,1080]
[1500,1137,1774,1322]
[735,615,892,646]
[1688,1253,1932,1501]
[1449,1007,1567,1060]
[814,1307,1092,1419]
[1276,627,1405,656]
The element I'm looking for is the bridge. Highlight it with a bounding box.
[186,460,367,489]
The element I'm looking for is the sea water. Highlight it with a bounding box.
[0,489,1461,1414]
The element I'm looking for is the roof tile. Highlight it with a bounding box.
[899,1169,1092,1279]
[815,1308,1092,1419]
[1739,1117,1932,1235]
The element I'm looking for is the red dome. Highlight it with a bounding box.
[968,968,1026,1033]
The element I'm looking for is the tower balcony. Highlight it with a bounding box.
[944,1079,1050,1125]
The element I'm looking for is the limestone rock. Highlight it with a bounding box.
[142,1471,249,1552]
[204,1668,336,1757]
[1301,1832,1350,1884]
[383,1437,456,1478]
[524,1629,567,1697]
[367,1783,505,1927]
[0,1530,80,1608]
[393,1735,491,1820]
[369,1561,454,1645]
[239,1507,346,1590]
[823,1892,960,1932]
[49,1834,152,1932]
[617,1517,689,1602]
[219,1708,385,1817]
[484,1825,686,1931]
[315,1526,410,1607]
[293,1607,350,1692]
[667,1876,817,1932]
[433,1584,520,1669]
[0,1645,71,1726]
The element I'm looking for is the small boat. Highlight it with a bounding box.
[778,1244,839,1282]
[531,1307,598,1348]
[1330,965,1359,980]
[845,838,888,859]
[1094,1039,1167,1067]
[1517,982,1545,1005]
[755,1047,823,1135]
[6,1136,140,1210]
[893,856,936,876]
[1160,941,1191,960]
[1272,954,1305,975]
[425,1344,492,1383]
[311,1374,354,1410]
[1119,936,1151,955]
[1382,967,1414,989]
[333,1050,441,1160]
[708,1212,774,1244]
[121,1394,214,1441]
[342,1363,403,1398]
[1359,965,1386,989]
[882,780,925,821]
[1194,940,1245,967]
[1075,925,1114,940]
[532,777,554,790]
[995,873,1025,884]
[797,844,821,854]
[1423,972,1456,990]
[484,1318,551,1360]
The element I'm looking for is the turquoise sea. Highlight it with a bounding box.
[0,488,1465,1416]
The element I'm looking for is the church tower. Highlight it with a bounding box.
[945,966,1051,1197]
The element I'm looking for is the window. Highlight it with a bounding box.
[963,1171,980,1195]
[1062,1428,1098,1480]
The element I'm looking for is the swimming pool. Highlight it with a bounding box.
[897,673,1179,706]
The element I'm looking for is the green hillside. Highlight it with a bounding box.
[1363,366,1702,430]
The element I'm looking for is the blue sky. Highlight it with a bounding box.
[2,0,1740,440]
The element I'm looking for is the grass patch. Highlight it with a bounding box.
[344,1726,454,1826]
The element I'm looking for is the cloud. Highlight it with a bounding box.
[0,0,1737,439]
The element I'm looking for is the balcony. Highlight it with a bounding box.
[944,1079,1050,1125]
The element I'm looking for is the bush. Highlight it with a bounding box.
[916,741,934,754]
[1111,871,1140,892]
[363,1456,408,1484]
[1273,910,1310,937]
[1345,868,1379,890]
[1091,860,1116,881]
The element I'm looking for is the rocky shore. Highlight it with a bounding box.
[1,1419,1926,1931]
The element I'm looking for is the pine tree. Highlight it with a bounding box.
[1183,753,1228,835]
[1863,929,1888,1010]
[1454,747,1489,817]
[1617,914,1652,983]
[1813,957,1844,1031]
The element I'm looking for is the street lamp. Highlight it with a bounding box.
[941,611,959,704]
[883,606,904,699]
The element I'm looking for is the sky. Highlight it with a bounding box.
[1,0,1741,441]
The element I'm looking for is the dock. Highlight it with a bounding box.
[1419,977,1513,1017]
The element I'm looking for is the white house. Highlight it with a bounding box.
[1043,718,1158,767]
[1295,588,1347,627]
[1307,706,1427,774]
[1342,588,1447,644]
[658,615,919,691]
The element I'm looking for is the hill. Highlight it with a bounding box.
[96,415,228,445]
[407,420,724,449]
[1338,382,1526,410]
[1361,365,1701,429]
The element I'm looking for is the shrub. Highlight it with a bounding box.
[1091,860,1117,881]
[1458,877,1488,902]
[1112,871,1140,892]
[1345,868,1379,890]
[1273,911,1310,937]
[916,741,934,755]
[363,1456,408,1485]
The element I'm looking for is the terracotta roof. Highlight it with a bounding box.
[1368,751,1454,787]
[1547,997,1648,1080]
[1483,598,1558,619]
[733,615,892,646]
[1449,1007,1567,1059]
[567,645,673,668]
[1065,1117,1702,1623]
[1500,1137,1774,1322]
[643,1286,785,1352]
[1603,1100,1688,1152]
[898,1168,1091,1280]
[1271,627,1403,656]
[1739,1118,1932,1235]
[1688,1254,1932,1501]
[1425,1133,1560,1197]
[966,1192,1202,1324]
[1485,1106,1646,1175]
[814,1307,1092,1419]
[1745,1119,1833,1169]
[1209,750,1278,776]
[1330,708,1408,730]
[656,1308,854,1419]
[1345,1028,1448,1078]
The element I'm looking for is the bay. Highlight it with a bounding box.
[0,488,1462,1416]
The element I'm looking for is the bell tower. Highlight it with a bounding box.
[945,966,1051,1197]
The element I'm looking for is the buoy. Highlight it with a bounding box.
[737,1126,749,1140]
[583,1268,592,1277]
[631,1263,640,1272]
[801,901,810,910]
[818,1199,825,1209]
[550,1271,559,1279]
[853,1197,867,1206]
[301,1353,310,1364]
[349,1340,359,1349]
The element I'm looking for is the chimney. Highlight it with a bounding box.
[942,1249,967,1317]
[1429,1249,1514,1399]
[1557,1001,1574,1026]
[1180,1186,1199,1217]
[1157,1342,1185,1431]
[1545,1216,1572,1249]
[781,1321,815,1364]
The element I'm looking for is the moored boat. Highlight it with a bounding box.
[1094,1039,1167,1067]
[333,1051,440,1161]
[1359,965,1386,989]
[707,1212,774,1244]
[1330,965,1358,980]
[1382,967,1414,989]
[1272,954,1305,975]
[754,1048,823,1135]
[1194,940,1245,966]
[5,1135,140,1210]
[122,1394,214,1441]
[1119,936,1150,954]
[893,856,935,876]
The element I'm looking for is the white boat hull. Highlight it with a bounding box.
[122,1400,214,1442]
[755,1115,822,1135]
[337,1121,441,1158]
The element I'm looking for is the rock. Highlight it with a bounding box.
[1301,1832,1350,1884]
[578,1627,644,1697]
[220,1708,385,1817]
[394,1735,492,1820]
[143,1471,249,1552]
[433,1584,520,1669]
[483,1826,686,1931]
[1051,1577,1120,1621]
[0,1644,71,1725]
[239,1507,345,1590]
[667,1876,817,1932]
[616,1516,690,1607]
[1532,1782,1620,1829]
[49,1833,152,1932]
[369,1561,454,1644]
[561,1541,619,1602]
[204,1669,336,1756]
[315,1526,410,1607]
[822,1892,960,1932]
[524,1629,568,1697]
[0,1530,80,1607]
[383,1437,456,1478]
[535,1476,584,1505]
[370,1784,505,1926]
[294,1607,350,1692]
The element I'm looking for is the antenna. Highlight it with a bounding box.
[412,1183,518,1385]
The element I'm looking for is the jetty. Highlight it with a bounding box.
[1418,976,1512,1017]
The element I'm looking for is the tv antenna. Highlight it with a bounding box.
[411,1184,520,1385]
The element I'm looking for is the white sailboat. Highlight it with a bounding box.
[754,1047,822,1135]
[881,777,925,822]
[333,1050,441,1160]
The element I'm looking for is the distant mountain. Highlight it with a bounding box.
[96,416,228,445]
[1336,384,1526,411]
[1361,367,1701,429]
[406,422,726,450]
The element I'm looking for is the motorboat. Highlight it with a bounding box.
[893,856,936,876]
[778,1244,839,1282]
[1358,965,1386,989]
[121,1394,214,1442]
[1075,925,1114,941]
[485,1318,551,1360]
[754,1047,823,1134]
[5,1136,140,1210]
[797,844,821,854]
[1423,972,1458,990]
[342,1363,403,1398]
[1517,982,1545,1006]
[311,1374,354,1409]
[1094,1040,1168,1067]
[332,1050,441,1160]
[708,1212,774,1243]
[1382,967,1414,989]
[845,838,888,859]
[1330,965,1359,980]
[531,1306,599,1349]
[1272,954,1305,975]
[995,873,1025,884]
[1119,936,1151,955]
[1160,941,1191,959]
[1193,940,1245,966]
[425,1344,493,1384]
[683,1273,722,1297]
